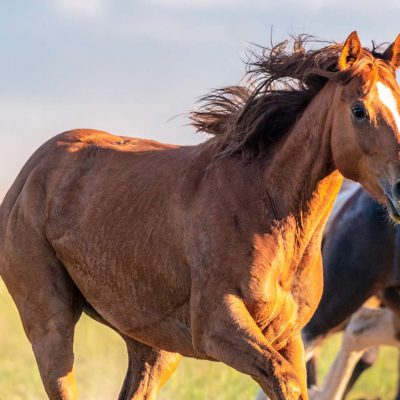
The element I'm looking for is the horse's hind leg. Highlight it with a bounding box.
[306,357,318,388]
[119,340,181,400]
[118,337,181,400]
[31,299,82,400]
[0,232,83,399]
[342,347,378,399]
[316,306,400,400]
[83,304,181,400]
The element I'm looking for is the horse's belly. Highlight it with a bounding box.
[52,235,196,355]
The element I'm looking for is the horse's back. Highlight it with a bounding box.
[0,128,189,240]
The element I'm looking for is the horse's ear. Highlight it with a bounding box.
[383,34,400,70]
[338,31,362,70]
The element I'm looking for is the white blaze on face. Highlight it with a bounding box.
[376,81,400,135]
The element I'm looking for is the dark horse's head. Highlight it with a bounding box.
[331,32,400,222]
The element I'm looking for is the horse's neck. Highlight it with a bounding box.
[265,82,343,245]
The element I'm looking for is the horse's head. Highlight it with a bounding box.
[332,32,400,222]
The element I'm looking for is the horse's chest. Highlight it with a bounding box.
[248,253,323,348]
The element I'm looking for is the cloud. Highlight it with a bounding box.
[115,14,232,44]
[140,0,339,12]
[52,0,106,18]
[141,0,246,9]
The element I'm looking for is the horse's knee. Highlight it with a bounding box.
[348,346,378,379]
[341,308,377,352]
[360,346,378,367]
[343,307,399,353]
[341,328,364,353]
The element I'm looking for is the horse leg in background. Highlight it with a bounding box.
[342,346,378,399]
[82,304,181,400]
[0,236,83,399]
[306,357,318,388]
[315,307,400,400]
[380,288,400,400]
[118,338,181,400]
[300,335,378,400]
[269,344,378,400]
[295,334,377,400]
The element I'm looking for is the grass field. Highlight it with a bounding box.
[0,280,398,400]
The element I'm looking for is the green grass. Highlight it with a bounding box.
[0,280,397,399]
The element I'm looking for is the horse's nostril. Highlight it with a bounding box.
[392,180,400,201]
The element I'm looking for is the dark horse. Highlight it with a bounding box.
[302,184,400,399]
[1,32,400,400]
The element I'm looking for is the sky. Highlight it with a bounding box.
[1,0,400,197]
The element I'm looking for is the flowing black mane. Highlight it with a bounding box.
[190,35,387,159]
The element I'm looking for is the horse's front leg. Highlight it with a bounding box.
[279,334,308,398]
[191,291,305,400]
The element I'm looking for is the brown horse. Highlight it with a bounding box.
[1,31,400,400]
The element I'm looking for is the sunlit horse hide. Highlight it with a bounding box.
[1,32,400,400]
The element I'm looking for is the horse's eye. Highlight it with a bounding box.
[351,104,368,121]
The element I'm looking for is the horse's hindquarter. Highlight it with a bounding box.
[45,130,195,353]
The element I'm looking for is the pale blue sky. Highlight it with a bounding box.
[1,0,400,196]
